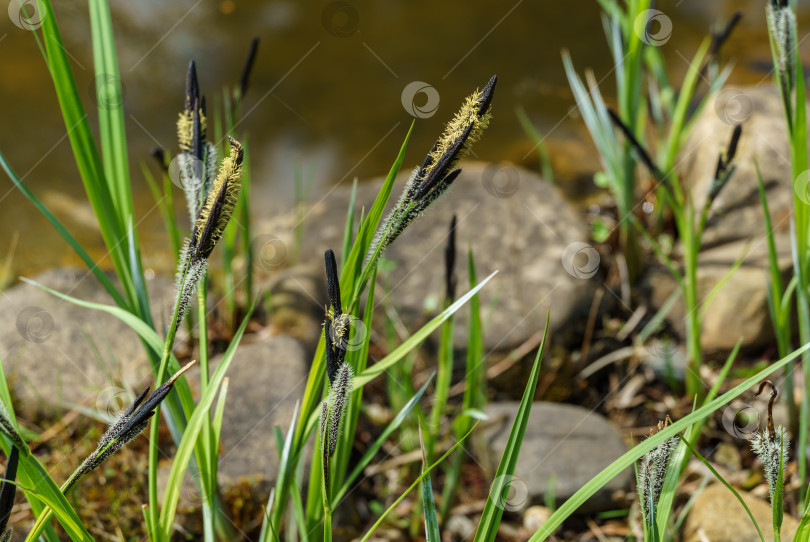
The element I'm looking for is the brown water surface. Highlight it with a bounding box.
[0,0,807,275]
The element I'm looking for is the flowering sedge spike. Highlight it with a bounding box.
[0,446,19,540]
[326,363,353,458]
[318,362,353,498]
[64,361,196,494]
[708,124,743,204]
[174,136,244,326]
[176,61,212,226]
[323,249,350,385]
[0,401,28,457]
[767,0,797,93]
[192,136,244,262]
[751,380,789,503]
[319,400,331,495]
[637,418,679,527]
[319,250,355,497]
[367,75,497,262]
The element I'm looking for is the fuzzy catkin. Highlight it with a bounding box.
[637,435,679,524]
[751,426,789,502]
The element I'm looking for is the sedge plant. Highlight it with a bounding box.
[266,75,498,540]
[762,0,810,504]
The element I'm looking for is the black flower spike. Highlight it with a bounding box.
[64,361,196,494]
[709,11,743,58]
[117,362,195,439]
[0,446,19,537]
[607,108,662,179]
[708,124,743,203]
[413,76,497,200]
[325,249,342,317]
[324,249,348,385]
[185,60,199,113]
[445,215,457,301]
[367,75,497,263]
[150,147,169,171]
[238,37,260,101]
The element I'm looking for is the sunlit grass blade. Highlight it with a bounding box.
[530,341,810,540]
[262,402,299,542]
[157,300,256,540]
[0,151,126,308]
[515,106,554,182]
[359,422,479,542]
[0,355,60,541]
[679,437,764,542]
[473,317,549,542]
[38,0,135,306]
[88,0,132,218]
[419,424,441,542]
[12,458,95,542]
[354,270,497,388]
[442,247,484,519]
[341,179,358,271]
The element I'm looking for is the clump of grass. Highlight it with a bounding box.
[610,109,743,397]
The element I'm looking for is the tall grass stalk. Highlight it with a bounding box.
[764,0,810,504]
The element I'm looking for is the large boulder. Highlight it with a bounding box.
[158,336,309,510]
[256,161,598,352]
[483,401,631,513]
[0,268,175,416]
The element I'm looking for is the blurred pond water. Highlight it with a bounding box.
[0,0,808,275]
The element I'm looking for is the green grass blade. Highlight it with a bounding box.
[442,247,485,519]
[473,317,549,542]
[157,300,256,539]
[333,374,433,504]
[679,437,764,542]
[354,270,497,388]
[38,0,134,305]
[341,179,358,271]
[88,0,132,218]
[20,278,201,455]
[420,425,441,542]
[359,422,479,542]
[262,402,299,542]
[0,355,59,541]
[14,455,96,542]
[515,106,554,182]
[0,151,127,308]
[530,341,810,540]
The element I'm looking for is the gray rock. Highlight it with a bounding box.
[211,337,308,490]
[483,401,630,513]
[683,484,798,542]
[257,264,326,350]
[157,336,309,509]
[651,84,801,352]
[256,161,597,352]
[0,268,175,417]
